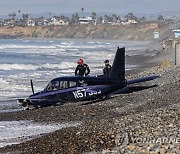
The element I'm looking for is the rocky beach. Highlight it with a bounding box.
[0,34,179,154]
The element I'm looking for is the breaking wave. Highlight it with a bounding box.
[0,62,75,71]
[0,120,81,147]
[0,44,57,50]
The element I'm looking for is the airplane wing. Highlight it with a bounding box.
[127,75,159,85]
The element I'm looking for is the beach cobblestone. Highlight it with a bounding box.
[0,48,179,153]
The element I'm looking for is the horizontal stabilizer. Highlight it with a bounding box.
[127,75,159,85]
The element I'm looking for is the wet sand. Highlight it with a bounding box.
[0,41,179,153]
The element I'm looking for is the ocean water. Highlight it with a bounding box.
[0,38,150,112]
[0,120,81,147]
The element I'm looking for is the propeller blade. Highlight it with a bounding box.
[31,79,35,94]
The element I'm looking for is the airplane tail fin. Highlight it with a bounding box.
[110,47,125,81]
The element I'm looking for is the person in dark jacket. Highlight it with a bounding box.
[103,59,111,77]
[75,58,90,76]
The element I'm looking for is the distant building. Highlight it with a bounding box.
[127,19,137,24]
[15,19,26,26]
[120,19,137,25]
[3,19,13,26]
[79,17,94,24]
[154,32,159,39]
[33,17,46,26]
[172,29,180,38]
[49,17,68,26]
[0,19,4,26]
[27,19,35,27]
[43,19,49,26]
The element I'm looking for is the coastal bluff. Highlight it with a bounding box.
[0,22,172,41]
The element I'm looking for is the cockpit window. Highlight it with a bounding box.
[47,80,60,91]
[46,80,76,91]
[60,81,68,89]
[69,81,77,87]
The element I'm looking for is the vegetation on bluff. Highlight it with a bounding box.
[0,22,172,41]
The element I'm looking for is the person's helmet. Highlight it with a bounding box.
[104,59,109,63]
[77,58,83,65]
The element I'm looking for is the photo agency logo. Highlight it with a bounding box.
[115,132,180,146]
[115,132,129,147]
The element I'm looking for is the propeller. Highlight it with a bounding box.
[31,79,35,94]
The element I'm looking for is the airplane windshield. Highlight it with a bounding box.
[46,81,60,91]
[46,80,77,91]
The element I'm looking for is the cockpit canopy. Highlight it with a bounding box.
[44,76,115,92]
[45,80,77,92]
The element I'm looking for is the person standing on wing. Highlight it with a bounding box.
[75,58,90,76]
[103,59,112,77]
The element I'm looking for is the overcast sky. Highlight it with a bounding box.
[0,0,180,16]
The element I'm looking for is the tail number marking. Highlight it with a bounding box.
[73,90,85,99]
[73,89,101,99]
[88,90,101,96]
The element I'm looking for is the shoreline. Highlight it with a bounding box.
[0,42,179,153]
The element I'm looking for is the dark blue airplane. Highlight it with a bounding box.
[17,47,158,109]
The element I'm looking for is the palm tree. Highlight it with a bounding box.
[150,14,155,21]
[104,14,108,23]
[22,13,29,19]
[18,10,21,19]
[12,12,16,20]
[157,15,164,21]
[96,16,103,24]
[92,12,97,20]
[8,13,12,19]
[112,13,117,22]
[49,12,52,18]
[8,12,16,25]
[74,13,79,24]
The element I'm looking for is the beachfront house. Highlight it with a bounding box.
[127,19,137,24]
[33,17,47,26]
[27,19,35,27]
[49,17,67,26]
[79,16,95,24]
[2,19,14,26]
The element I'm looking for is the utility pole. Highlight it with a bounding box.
[175,43,180,65]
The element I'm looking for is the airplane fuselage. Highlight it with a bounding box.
[27,76,126,107]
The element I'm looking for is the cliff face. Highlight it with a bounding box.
[0,22,172,41]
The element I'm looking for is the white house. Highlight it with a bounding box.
[79,17,94,24]
[127,19,137,24]
[27,19,35,27]
[49,17,67,26]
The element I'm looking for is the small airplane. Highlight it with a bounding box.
[17,47,159,109]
